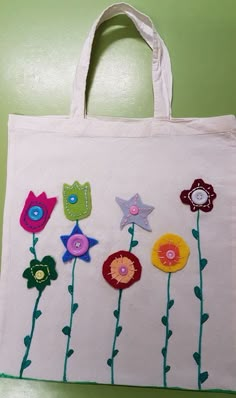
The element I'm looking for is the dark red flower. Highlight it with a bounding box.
[20,191,57,233]
[180,179,216,212]
[102,250,142,290]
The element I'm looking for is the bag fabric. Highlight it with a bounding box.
[0,2,235,392]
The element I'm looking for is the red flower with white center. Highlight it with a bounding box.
[180,179,216,212]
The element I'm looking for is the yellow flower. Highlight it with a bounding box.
[151,233,190,273]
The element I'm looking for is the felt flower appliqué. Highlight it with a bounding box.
[180,178,217,390]
[23,256,57,292]
[61,224,98,263]
[102,250,142,290]
[60,181,98,382]
[63,181,92,221]
[116,193,154,231]
[19,191,57,379]
[180,179,216,213]
[102,193,154,385]
[152,233,190,273]
[151,233,190,388]
[20,191,57,233]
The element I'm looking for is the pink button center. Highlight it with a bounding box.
[119,265,128,276]
[67,234,89,256]
[129,205,139,215]
[166,250,176,260]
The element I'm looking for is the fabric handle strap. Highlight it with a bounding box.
[70,2,173,118]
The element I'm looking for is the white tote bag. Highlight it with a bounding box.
[0,2,235,392]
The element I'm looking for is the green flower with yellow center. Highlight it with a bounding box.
[23,256,58,292]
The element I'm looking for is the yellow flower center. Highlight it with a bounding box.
[35,270,45,280]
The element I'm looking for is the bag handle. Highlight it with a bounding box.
[70,2,173,119]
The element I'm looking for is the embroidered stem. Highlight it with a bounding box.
[110,288,123,385]
[197,210,203,389]
[19,290,42,378]
[30,233,38,260]
[193,210,209,389]
[163,272,171,387]
[63,257,77,382]
[129,223,138,252]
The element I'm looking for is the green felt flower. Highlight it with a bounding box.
[63,181,92,221]
[23,255,58,292]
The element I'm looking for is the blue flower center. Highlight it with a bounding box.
[68,194,78,204]
[28,206,44,221]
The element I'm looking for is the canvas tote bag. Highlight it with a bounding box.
[0,2,235,392]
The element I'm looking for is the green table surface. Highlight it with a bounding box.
[0,0,235,397]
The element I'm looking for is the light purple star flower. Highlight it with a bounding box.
[116,193,154,231]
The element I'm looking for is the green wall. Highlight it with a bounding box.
[0,0,235,397]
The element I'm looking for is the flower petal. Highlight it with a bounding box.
[62,250,74,263]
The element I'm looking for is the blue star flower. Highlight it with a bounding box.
[116,193,154,231]
[60,224,98,263]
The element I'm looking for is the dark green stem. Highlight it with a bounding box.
[63,257,77,382]
[19,290,42,378]
[129,223,135,252]
[32,233,38,260]
[163,272,171,387]
[197,210,203,390]
[111,289,123,385]
[109,223,135,383]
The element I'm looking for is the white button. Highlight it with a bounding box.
[191,189,208,205]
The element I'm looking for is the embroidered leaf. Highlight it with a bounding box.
[112,349,119,358]
[68,285,73,295]
[128,227,134,235]
[201,313,209,324]
[34,310,42,319]
[113,310,119,319]
[200,371,209,384]
[168,299,174,309]
[193,352,200,365]
[131,240,139,248]
[116,326,122,337]
[72,303,79,314]
[67,349,74,358]
[22,359,31,370]
[168,330,173,339]
[62,326,71,336]
[165,366,171,373]
[24,335,31,347]
[33,237,39,246]
[107,358,112,367]
[161,347,166,358]
[200,258,208,271]
[161,316,167,326]
[192,229,199,240]
[194,286,202,300]
[29,247,35,255]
